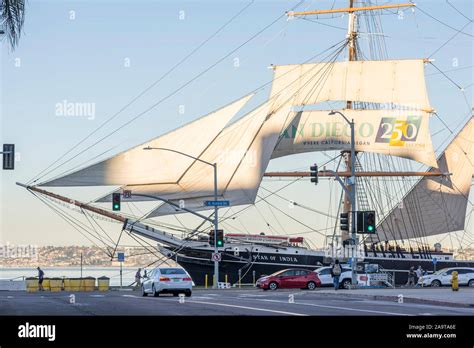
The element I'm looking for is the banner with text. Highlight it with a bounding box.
[271,109,437,167]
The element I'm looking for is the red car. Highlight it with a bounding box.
[256,269,321,290]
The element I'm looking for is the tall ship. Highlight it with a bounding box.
[18,1,473,286]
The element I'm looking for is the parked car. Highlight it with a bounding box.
[418,267,474,287]
[256,269,321,290]
[314,266,353,289]
[142,267,193,297]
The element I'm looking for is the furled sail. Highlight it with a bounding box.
[97,99,293,218]
[374,117,474,242]
[272,109,437,167]
[40,94,254,187]
[269,59,432,112]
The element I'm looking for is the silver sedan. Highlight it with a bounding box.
[142,267,193,297]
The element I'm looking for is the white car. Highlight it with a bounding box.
[314,266,353,289]
[418,267,474,287]
[142,267,193,297]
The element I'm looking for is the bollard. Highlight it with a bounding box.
[225,274,228,284]
[253,270,256,285]
[451,271,459,291]
[238,269,241,288]
[205,274,208,289]
[213,274,215,288]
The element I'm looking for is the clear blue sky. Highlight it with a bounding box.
[1,0,472,248]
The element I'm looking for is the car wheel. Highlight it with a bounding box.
[141,286,148,297]
[268,282,278,291]
[307,281,317,290]
[185,290,192,297]
[341,279,351,289]
[152,284,159,297]
[468,279,474,287]
[431,280,441,287]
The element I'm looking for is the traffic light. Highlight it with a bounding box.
[310,164,318,185]
[112,193,121,211]
[366,211,376,233]
[356,210,376,233]
[340,212,349,231]
[2,144,15,170]
[216,230,224,247]
[209,230,215,247]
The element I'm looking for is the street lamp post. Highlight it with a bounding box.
[143,146,220,288]
[328,111,357,289]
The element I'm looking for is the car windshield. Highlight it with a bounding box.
[160,268,186,275]
[433,268,450,275]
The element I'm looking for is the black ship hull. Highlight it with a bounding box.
[171,247,474,286]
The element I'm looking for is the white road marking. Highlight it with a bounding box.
[257,299,413,316]
[185,300,308,316]
[237,294,268,298]
[122,294,141,298]
[191,296,215,300]
[90,295,105,298]
[7,296,14,299]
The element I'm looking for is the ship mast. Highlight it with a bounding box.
[287,2,416,281]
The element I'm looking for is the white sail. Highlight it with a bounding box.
[269,59,432,112]
[40,94,254,187]
[375,117,474,241]
[272,109,437,167]
[97,99,293,218]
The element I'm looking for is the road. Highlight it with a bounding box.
[1,288,474,316]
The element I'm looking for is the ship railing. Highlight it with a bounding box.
[5,276,26,281]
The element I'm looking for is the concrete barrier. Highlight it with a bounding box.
[49,278,63,292]
[97,277,110,291]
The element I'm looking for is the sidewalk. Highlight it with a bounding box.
[317,287,474,308]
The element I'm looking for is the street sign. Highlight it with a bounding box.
[117,252,125,262]
[432,257,438,265]
[123,190,132,199]
[211,253,222,262]
[204,200,230,207]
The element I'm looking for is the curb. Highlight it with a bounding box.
[316,291,474,308]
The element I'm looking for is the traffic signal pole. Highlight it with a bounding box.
[328,111,357,289]
[213,162,219,288]
[142,147,220,288]
[349,118,358,289]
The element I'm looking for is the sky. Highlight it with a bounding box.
[1,0,473,249]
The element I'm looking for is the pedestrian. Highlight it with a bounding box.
[143,269,147,278]
[406,266,416,287]
[330,260,343,290]
[37,267,45,291]
[135,268,142,288]
[415,265,423,281]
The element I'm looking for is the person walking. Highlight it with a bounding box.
[37,267,45,291]
[331,260,343,291]
[135,268,142,288]
[415,265,423,281]
[406,266,416,287]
